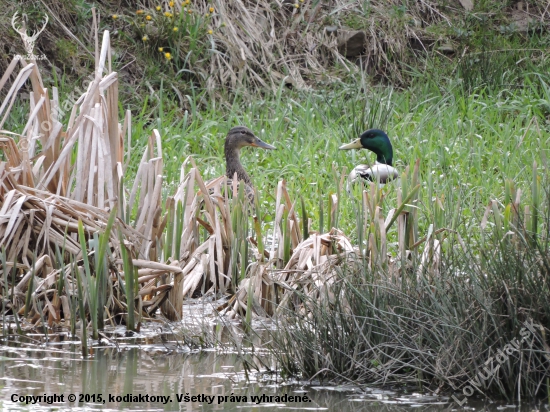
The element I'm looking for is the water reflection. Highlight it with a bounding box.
[0,333,546,411]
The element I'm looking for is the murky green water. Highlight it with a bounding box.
[0,315,546,411]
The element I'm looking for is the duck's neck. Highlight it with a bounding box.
[225,147,252,185]
[372,142,393,166]
[375,155,393,166]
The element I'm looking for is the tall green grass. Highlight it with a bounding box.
[3,33,549,396]
[138,64,548,400]
[267,214,549,400]
[77,210,117,340]
[116,68,550,254]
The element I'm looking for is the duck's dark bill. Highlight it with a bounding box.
[339,138,362,150]
[252,138,276,150]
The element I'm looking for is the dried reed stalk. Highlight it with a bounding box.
[1,25,444,330]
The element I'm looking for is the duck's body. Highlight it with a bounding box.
[223,126,275,201]
[347,162,399,184]
[339,129,398,186]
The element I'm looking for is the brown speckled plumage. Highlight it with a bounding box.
[224,126,275,193]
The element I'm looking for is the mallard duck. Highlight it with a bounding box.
[224,126,275,200]
[339,129,398,185]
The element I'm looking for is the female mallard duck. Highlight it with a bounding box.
[224,126,275,199]
[339,128,398,185]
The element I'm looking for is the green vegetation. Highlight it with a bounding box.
[268,220,550,399]
[114,70,550,251]
[1,0,549,402]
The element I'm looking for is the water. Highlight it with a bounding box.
[0,339,442,411]
[0,311,547,411]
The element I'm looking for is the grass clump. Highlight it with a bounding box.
[268,191,550,399]
[1,1,550,401]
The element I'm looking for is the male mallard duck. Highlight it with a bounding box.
[339,129,398,185]
[224,126,275,199]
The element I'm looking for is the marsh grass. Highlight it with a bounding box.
[121,66,550,256]
[1,4,550,397]
[0,29,187,345]
[267,188,550,398]
[151,67,550,400]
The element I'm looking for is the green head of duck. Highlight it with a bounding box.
[340,129,398,185]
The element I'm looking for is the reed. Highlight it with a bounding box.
[1,9,549,401]
[1,248,7,337]
[119,232,137,331]
[265,174,550,400]
[0,26,175,331]
[72,258,88,357]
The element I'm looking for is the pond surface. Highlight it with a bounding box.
[0,305,547,412]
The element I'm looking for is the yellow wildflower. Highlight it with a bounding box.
[207,29,213,34]
[209,6,214,13]
[142,35,148,41]
[205,13,210,17]
[173,27,178,31]
[294,3,299,8]
[185,0,190,4]
[165,52,172,60]
[156,5,161,11]
[112,14,118,19]
[136,10,145,14]
[146,15,152,20]
[164,11,173,17]
[169,1,174,6]
[158,47,164,52]
[187,9,192,13]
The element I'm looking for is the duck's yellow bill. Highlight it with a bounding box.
[339,138,363,150]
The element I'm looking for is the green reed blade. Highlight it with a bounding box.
[24,255,35,319]
[163,198,175,261]
[531,161,539,243]
[301,197,309,241]
[385,184,421,232]
[319,195,324,234]
[119,229,136,331]
[283,212,291,265]
[75,265,88,357]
